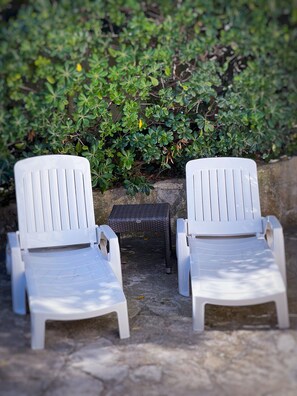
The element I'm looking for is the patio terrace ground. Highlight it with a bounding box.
[0,228,297,396]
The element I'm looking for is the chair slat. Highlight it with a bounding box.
[40,170,53,232]
[49,169,62,231]
[32,171,44,232]
[193,172,203,221]
[57,169,70,230]
[250,172,261,219]
[24,172,36,233]
[82,165,96,229]
[209,169,220,222]
[74,169,87,229]
[66,169,79,230]
[201,169,211,221]
[225,168,236,221]
[217,168,228,222]
[233,168,245,221]
[242,169,254,220]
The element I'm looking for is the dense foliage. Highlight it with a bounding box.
[0,0,296,198]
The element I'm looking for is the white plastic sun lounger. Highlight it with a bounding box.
[176,157,289,331]
[8,155,130,349]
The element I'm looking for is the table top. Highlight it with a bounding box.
[108,203,170,221]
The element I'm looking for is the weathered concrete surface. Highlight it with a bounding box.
[0,228,297,396]
[93,156,297,231]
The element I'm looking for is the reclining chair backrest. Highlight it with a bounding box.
[186,157,263,236]
[14,155,96,249]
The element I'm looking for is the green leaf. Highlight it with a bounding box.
[46,76,55,84]
[75,141,82,153]
[15,143,26,150]
[165,66,171,76]
[150,76,159,86]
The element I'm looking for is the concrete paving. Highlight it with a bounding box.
[0,229,297,396]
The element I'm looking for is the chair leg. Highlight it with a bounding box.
[275,294,290,329]
[116,302,130,339]
[192,297,205,332]
[31,313,46,350]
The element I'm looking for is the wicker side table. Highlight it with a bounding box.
[108,203,172,273]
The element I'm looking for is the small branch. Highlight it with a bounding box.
[20,86,37,93]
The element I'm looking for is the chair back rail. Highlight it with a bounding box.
[186,158,263,236]
[14,155,96,249]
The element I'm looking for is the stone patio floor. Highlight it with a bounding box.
[0,228,297,396]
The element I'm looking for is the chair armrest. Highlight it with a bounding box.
[176,219,190,296]
[177,218,187,235]
[7,232,27,314]
[6,232,18,275]
[176,218,189,255]
[96,225,123,286]
[264,215,287,285]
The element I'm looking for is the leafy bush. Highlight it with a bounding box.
[0,0,296,198]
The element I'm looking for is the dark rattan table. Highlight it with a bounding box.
[108,203,172,273]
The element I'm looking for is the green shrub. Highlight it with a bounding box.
[0,0,296,199]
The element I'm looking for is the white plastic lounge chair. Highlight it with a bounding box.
[176,157,289,331]
[8,155,130,349]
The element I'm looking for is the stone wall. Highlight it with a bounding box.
[1,157,296,249]
[257,157,297,227]
[93,156,297,231]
